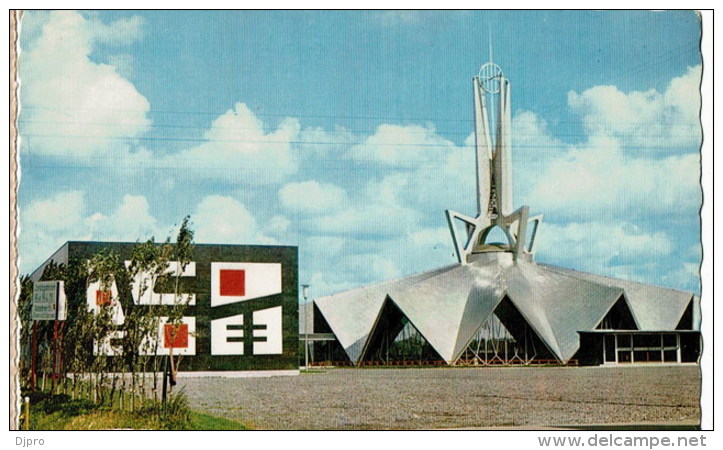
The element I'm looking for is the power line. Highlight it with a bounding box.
[20,105,479,124]
[20,133,700,147]
[18,116,701,131]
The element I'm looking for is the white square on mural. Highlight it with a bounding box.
[211,262,282,307]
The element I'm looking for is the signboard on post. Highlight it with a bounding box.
[32,281,66,321]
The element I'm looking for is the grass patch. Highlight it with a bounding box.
[188,411,249,430]
[50,410,160,430]
[24,390,249,430]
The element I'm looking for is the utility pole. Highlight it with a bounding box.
[302,284,310,369]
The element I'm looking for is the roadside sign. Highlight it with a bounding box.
[31,281,66,321]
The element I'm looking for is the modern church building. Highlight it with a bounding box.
[309,63,701,367]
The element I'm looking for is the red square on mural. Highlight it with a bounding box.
[163,323,189,349]
[220,269,245,296]
[96,290,112,306]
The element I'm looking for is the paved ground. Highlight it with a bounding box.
[177,365,701,430]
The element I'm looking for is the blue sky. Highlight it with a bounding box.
[17,10,703,297]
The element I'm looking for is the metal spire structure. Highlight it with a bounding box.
[445,62,542,263]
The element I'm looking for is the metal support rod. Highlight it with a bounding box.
[51,320,58,393]
[504,334,508,362]
[384,330,389,365]
[302,284,310,369]
[58,322,65,382]
[31,321,38,391]
[304,341,309,368]
[161,356,168,404]
[484,326,488,364]
[614,334,619,364]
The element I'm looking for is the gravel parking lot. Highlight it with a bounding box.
[177,365,700,430]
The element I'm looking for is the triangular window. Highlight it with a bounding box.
[596,296,637,330]
[311,303,351,364]
[456,296,555,365]
[675,299,694,330]
[360,297,443,365]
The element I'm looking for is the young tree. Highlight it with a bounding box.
[85,249,121,404]
[123,238,170,407]
[17,275,34,387]
[60,258,93,399]
[166,216,194,389]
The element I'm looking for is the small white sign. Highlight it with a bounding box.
[32,281,66,321]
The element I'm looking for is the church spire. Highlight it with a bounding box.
[445,62,542,264]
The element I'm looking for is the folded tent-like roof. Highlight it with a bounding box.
[313,252,674,365]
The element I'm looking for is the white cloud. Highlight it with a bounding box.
[20,11,151,157]
[516,68,702,222]
[345,126,476,219]
[396,226,457,275]
[348,123,457,167]
[536,221,674,275]
[279,180,347,214]
[297,126,357,158]
[306,236,346,259]
[87,195,159,242]
[19,191,159,273]
[192,195,278,245]
[19,190,282,274]
[338,253,401,284]
[281,124,474,293]
[660,262,700,293]
[165,103,300,184]
[265,215,291,237]
[530,141,700,220]
[664,66,702,121]
[295,225,458,297]
[410,227,450,249]
[308,271,357,298]
[511,110,569,203]
[533,217,698,291]
[513,110,565,153]
[20,191,91,273]
[567,65,701,151]
[105,53,135,79]
[85,14,145,45]
[23,190,86,232]
[309,200,421,239]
